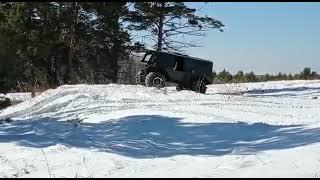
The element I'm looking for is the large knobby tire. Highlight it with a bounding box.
[145,72,166,88]
[193,81,207,94]
[176,84,183,91]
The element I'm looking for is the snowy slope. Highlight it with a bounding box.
[0,80,320,178]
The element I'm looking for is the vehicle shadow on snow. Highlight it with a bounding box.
[0,115,319,158]
[243,86,320,97]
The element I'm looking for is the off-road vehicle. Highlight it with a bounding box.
[136,49,213,94]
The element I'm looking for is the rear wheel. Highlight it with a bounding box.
[193,81,207,94]
[176,84,183,91]
[145,72,166,88]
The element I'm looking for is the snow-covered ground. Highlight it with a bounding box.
[0,80,320,178]
[0,92,32,102]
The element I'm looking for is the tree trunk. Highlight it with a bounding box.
[65,33,75,84]
[65,2,79,84]
[156,2,165,51]
[48,56,59,88]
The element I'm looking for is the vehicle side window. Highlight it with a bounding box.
[145,54,152,62]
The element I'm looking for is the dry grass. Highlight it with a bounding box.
[41,149,52,178]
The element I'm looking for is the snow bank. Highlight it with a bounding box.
[0,80,320,177]
[0,92,32,102]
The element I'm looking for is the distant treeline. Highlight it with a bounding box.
[212,67,319,83]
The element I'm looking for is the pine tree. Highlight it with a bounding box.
[300,67,311,80]
[218,69,233,83]
[0,2,48,91]
[246,71,257,82]
[311,71,318,79]
[234,70,247,83]
[126,2,224,52]
[0,2,133,91]
[265,73,271,81]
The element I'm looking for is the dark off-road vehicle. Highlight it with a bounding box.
[136,49,213,94]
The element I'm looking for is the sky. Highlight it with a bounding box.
[173,2,320,75]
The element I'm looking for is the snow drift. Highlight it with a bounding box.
[0,80,320,177]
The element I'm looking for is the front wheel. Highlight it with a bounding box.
[145,72,166,88]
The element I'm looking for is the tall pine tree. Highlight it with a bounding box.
[126,2,224,52]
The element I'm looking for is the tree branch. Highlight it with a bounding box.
[165,29,206,37]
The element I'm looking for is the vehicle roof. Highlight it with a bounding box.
[148,49,212,63]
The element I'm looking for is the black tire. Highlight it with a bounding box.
[193,81,207,94]
[176,84,183,91]
[145,72,166,88]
